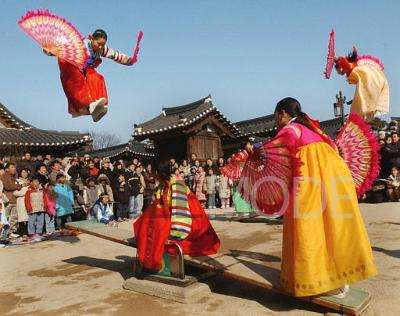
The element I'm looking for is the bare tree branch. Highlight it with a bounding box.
[89,131,122,150]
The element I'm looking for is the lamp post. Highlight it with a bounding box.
[333,90,346,126]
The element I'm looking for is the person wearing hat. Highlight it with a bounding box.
[83,177,99,215]
[54,173,74,229]
[93,193,116,225]
[96,174,114,206]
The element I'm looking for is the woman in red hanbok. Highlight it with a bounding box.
[134,161,220,272]
[19,10,143,123]
[44,29,142,122]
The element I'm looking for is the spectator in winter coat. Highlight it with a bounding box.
[204,168,218,209]
[385,133,400,168]
[49,160,63,184]
[99,159,114,183]
[14,169,30,237]
[54,174,74,229]
[24,176,46,240]
[112,162,126,180]
[218,174,231,208]
[83,178,99,213]
[1,163,22,236]
[143,164,156,209]
[35,164,49,187]
[114,174,131,220]
[96,174,114,210]
[194,166,206,206]
[17,152,35,174]
[126,164,146,218]
[205,159,219,175]
[67,159,80,182]
[188,166,197,191]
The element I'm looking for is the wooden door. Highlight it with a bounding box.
[187,132,222,162]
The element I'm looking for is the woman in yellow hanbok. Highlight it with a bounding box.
[240,97,377,297]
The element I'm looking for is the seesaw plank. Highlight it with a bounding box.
[65,220,370,315]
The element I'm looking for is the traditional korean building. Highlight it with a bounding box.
[75,141,155,162]
[132,95,343,162]
[0,101,92,156]
[133,96,241,161]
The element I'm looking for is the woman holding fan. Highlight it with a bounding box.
[18,9,143,122]
[239,97,378,298]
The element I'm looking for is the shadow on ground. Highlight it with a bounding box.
[372,246,400,259]
[63,255,135,280]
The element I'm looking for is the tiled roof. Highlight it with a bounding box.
[80,141,154,158]
[320,117,343,138]
[133,95,240,139]
[0,128,91,147]
[131,95,344,146]
[234,114,276,136]
[0,101,92,147]
[0,102,32,130]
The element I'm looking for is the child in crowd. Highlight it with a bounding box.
[114,174,130,221]
[386,166,400,201]
[204,168,218,209]
[54,174,74,229]
[24,176,46,241]
[44,184,57,235]
[93,193,116,226]
[194,166,206,206]
[218,174,231,208]
[188,166,197,191]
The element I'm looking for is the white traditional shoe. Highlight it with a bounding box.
[324,285,349,299]
[89,97,107,122]
[92,105,108,122]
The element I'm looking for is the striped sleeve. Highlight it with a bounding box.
[102,44,133,66]
[169,179,192,241]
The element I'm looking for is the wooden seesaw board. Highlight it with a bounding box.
[66,220,371,315]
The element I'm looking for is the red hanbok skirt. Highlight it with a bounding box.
[58,59,108,117]
[133,192,221,271]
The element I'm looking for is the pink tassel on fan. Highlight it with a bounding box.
[129,30,144,65]
[324,29,335,79]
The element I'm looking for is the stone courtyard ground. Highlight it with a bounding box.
[0,203,399,316]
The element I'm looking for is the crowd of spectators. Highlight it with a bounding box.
[372,120,400,202]
[0,152,232,246]
[2,122,399,247]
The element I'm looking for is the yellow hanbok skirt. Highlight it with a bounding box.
[280,141,377,297]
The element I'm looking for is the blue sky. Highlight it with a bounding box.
[0,0,398,141]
